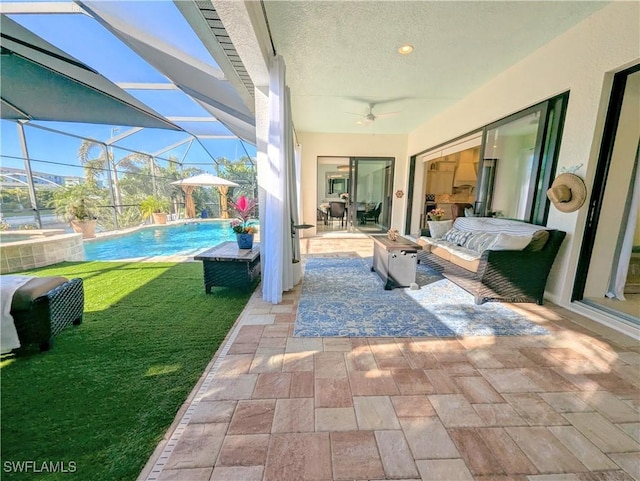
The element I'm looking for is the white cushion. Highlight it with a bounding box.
[428,220,454,239]
[490,233,532,251]
[454,217,547,237]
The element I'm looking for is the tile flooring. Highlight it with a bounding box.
[139,238,640,481]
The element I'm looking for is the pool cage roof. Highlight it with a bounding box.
[0,0,257,174]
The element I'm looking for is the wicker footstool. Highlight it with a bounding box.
[9,276,84,352]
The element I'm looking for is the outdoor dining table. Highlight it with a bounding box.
[318,201,366,225]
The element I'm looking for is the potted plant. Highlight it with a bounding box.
[229,196,258,249]
[64,198,98,239]
[427,207,445,221]
[52,184,102,238]
[140,195,171,225]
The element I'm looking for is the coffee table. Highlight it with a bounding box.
[370,234,422,290]
[194,242,260,293]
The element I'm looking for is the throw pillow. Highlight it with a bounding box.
[465,232,499,253]
[427,220,454,239]
[464,207,475,217]
[442,228,472,246]
[524,230,550,252]
[490,233,532,251]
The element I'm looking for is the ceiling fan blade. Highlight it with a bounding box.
[344,111,366,117]
[375,111,400,119]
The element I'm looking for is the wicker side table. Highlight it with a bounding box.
[194,242,260,293]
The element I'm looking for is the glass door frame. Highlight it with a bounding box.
[475,102,549,221]
[405,92,569,233]
[347,157,395,232]
[573,63,640,302]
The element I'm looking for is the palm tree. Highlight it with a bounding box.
[77,140,144,214]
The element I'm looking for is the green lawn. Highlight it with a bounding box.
[1,261,253,481]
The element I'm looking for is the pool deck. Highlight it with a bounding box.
[138,236,640,481]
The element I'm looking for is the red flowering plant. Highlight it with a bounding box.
[229,195,258,234]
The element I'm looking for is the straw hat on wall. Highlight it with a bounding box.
[546,173,587,213]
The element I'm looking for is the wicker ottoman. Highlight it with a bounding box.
[194,242,261,293]
[9,276,84,352]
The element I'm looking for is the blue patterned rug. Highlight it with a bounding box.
[294,257,549,337]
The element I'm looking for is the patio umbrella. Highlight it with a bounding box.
[171,174,239,218]
[0,15,178,130]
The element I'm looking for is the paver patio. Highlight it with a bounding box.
[139,237,640,481]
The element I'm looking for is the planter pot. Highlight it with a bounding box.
[152,213,168,225]
[70,219,97,239]
[236,233,254,249]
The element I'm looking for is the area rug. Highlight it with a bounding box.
[294,257,549,337]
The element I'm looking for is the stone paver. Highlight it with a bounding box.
[227,399,275,434]
[139,237,640,481]
[209,466,263,481]
[353,395,401,430]
[400,416,459,459]
[415,459,474,481]
[163,423,227,470]
[272,398,314,433]
[264,432,331,481]
[330,431,384,480]
[216,434,270,467]
[505,427,588,473]
[188,401,236,424]
[374,429,419,479]
[428,393,484,427]
[391,394,436,418]
[315,407,357,431]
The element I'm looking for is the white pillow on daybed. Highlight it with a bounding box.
[490,233,532,251]
[427,220,454,239]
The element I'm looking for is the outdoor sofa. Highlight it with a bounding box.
[3,276,84,352]
[416,217,566,305]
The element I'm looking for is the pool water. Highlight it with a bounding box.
[84,221,238,261]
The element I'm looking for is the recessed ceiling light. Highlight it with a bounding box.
[398,44,414,55]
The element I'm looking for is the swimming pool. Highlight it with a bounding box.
[84,221,238,261]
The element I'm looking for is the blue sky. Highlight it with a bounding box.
[1,2,256,179]
[1,120,256,178]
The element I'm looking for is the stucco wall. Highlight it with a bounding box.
[406,2,640,305]
[297,132,408,236]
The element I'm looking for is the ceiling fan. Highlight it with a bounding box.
[345,102,400,125]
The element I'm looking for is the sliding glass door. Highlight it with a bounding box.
[348,157,394,232]
[574,65,640,325]
[409,92,568,235]
[476,104,548,220]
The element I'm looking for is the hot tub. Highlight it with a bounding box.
[0,230,85,273]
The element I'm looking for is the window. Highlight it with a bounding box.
[410,92,568,232]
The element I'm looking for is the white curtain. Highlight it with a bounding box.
[260,55,300,303]
[607,158,640,300]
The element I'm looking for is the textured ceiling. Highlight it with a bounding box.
[263,1,608,135]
